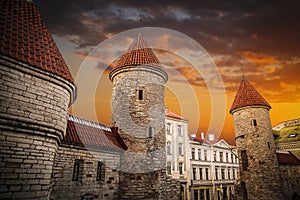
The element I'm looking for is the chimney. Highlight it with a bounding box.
[208,133,215,141]
[200,132,205,140]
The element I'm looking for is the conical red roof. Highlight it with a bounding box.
[230,79,271,114]
[113,34,162,69]
[0,0,74,83]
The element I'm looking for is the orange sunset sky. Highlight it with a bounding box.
[36,1,300,145]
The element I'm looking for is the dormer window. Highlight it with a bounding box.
[289,133,298,138]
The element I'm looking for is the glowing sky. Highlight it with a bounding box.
[36,1,300,145]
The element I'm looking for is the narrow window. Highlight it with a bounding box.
[198,149,201,160]
[179,162,183,175]
[241,182,248,200]
[267,142,270,149]
[220,152,223,162]
[73,159,83,181]
[215,167,218,180]
[199,168,203,180]
[193,168,197,180]
[96,161,104,181]
[241,150,248,171]
[178,125,182,136]
[205,168,209,180]
[167,141,171,155]
[221,168,225,179]
[178,143,183,155]
[148,127,153,138]
[253,119,257,127]
[167,162,172,175]
[191,148,195,160]
[204,150,207,161]
[138,89,143,100]
[166,123,171,134]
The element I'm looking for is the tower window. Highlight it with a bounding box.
[267,142,270,149]
[138,89,143,100]
[148,127,153,138]
[253,119,257,127]
[241,150,248,171]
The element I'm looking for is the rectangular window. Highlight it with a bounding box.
[253,119,257,126]
[138,89,143,100]
[199,168,203,180]
[205,168,209,180]
[221,168,225,179]
[204,150,207,161]
[231,154,234,163]
[220,152,223,162]
[167,141,171,155]
[213,151,217,161]
[167,162,172,175]
[241,150,248,171]
[72,159,83,181]
[179,162,183,175]
[228,169,231,179]
[205,189,210,200]
[148,127,153,138]
[178,143,183,155]
[96,161,104,181]
[215,167,218,180]
[198,149,201,160]
[191,148,195,160]
[199,189,205,200]
[178,125,182,136]
[166,123,171,134]
[193,168,197,180]
[226,153,229,162]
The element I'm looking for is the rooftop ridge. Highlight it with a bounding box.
[230,79,271,113]
[68,115,111,132]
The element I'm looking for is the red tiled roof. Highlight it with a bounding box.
[230,79,271,114]
[277,152,300,165]
[113,34,162,69]
[165,109,186,120]
[64,116,127,152]
[0,0,74,83]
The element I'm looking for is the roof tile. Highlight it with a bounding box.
[64,116,127,152]
[0,0,74,83]
[113,35,162,69]
[230,79,271,113]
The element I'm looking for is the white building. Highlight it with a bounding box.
[189,134,239,200]
[165,109,190,200]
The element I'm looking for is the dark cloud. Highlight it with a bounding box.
[36,1,300,56]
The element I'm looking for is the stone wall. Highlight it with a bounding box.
[279,164,300,200]
[51,144,121,200]
[0,56,73,199]
[233,106,284,200]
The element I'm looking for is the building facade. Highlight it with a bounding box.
[189,135,239,200]
[165,109,190,200]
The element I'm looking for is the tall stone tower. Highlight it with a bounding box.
[230,79,284,200]
[0,0,74,199]
[109,35,168,199]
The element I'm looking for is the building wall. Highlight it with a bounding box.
[279,164,300,200]
[233,106,284,200]
[189,139,239,200]
[51,144,121,200]
[166,116,190,199]
[0,56,73,199]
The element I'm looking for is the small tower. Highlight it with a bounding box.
[230,79,284,200]
[109,35,168,199]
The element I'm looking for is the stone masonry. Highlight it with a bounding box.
[51,144,121,200]
[0,55,74,199]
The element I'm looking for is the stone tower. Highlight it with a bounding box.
[109,35,169,199]
[230,79,284,200]
[0,1,75,199]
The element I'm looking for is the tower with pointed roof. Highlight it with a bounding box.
[230,79,284,200]
[109,35,171,199]
[0,0,75,199]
